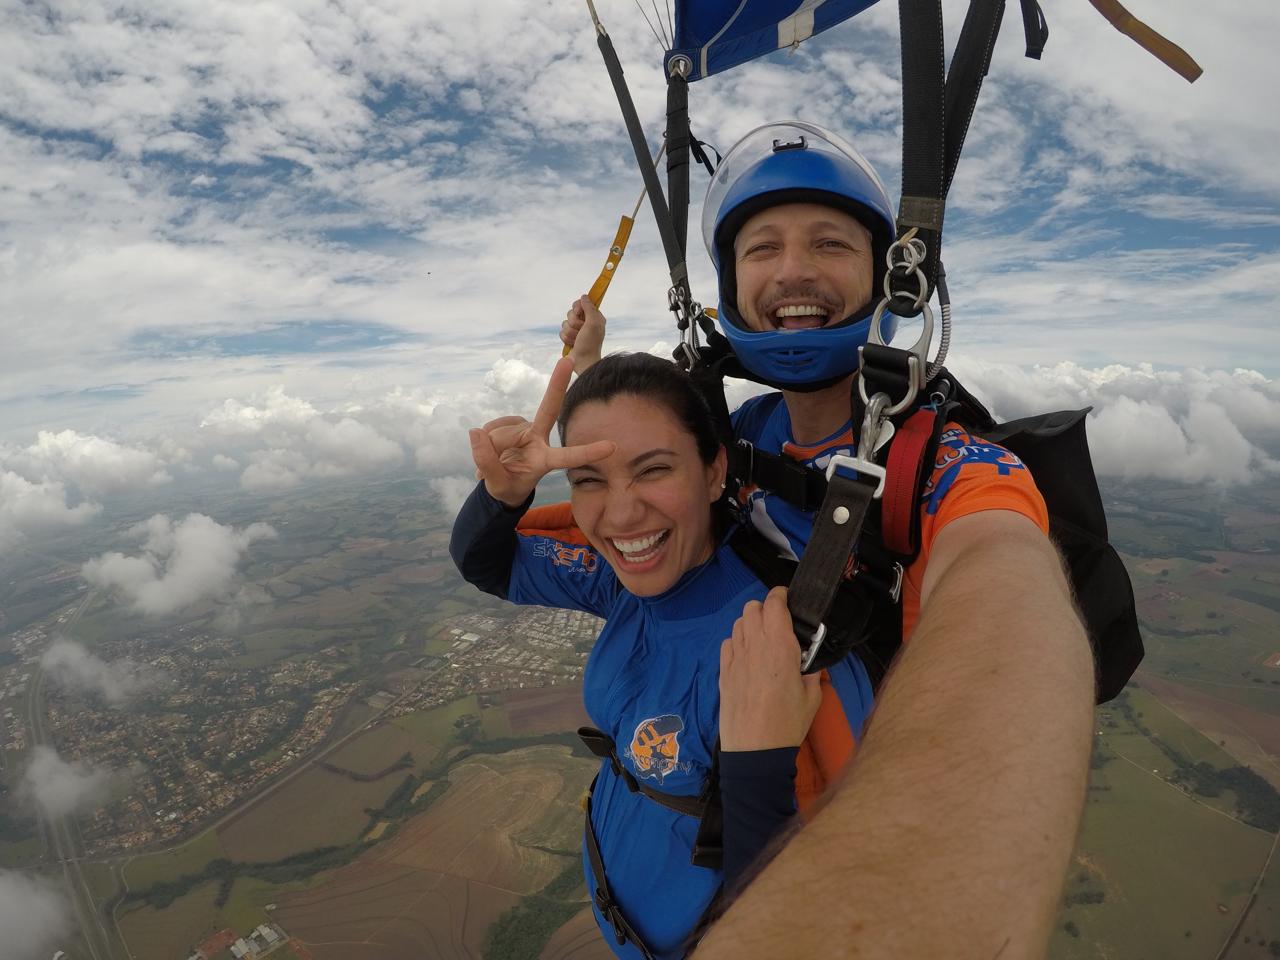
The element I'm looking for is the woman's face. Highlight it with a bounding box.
[563,394,726,597]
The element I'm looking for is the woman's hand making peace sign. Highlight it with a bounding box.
[468,356,616,508]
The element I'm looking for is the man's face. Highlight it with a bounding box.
[733,202,875,333]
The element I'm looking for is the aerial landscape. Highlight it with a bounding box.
[1,468,1277,960]
[1,1,1277,958]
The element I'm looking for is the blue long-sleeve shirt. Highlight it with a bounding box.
[450,482,830,957]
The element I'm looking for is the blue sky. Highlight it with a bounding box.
[0,0,1278,546]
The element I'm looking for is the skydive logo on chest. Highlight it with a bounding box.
[626,714,686,784]
[531,539,599,573]
[922,428,1027,515]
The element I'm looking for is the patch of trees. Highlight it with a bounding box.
[1064,890,1106,906]
[214,875,234,908]
[484,863,585,960]
[1229,589,1280,615]
[318,751,414,782]
[128,844,359,910]
[1114,695,1280,830]
[1157,745,1280,832]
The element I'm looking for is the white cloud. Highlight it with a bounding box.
[0,469,100,552]
[202,385,403,490]
[82,513,276,616]
[41,638,158,706]
[5,429,171,494]
[0,870,70,960]
[428,475,478,515]
[949,359,1280,485]
[18,746,111,820]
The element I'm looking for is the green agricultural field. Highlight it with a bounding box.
[220,875,318,935]
[1051,757,1272,960]
[324,722,421,776]
[1048,681,1279,960]
[118,873,317,960]
[0,835,44,868]
[119,879,224,960]
[217,765,401,862]
[81,860,119,903]
[1225,836,1280,959]
[124,828,225,890]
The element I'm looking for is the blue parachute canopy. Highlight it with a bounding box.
[666,0,882,82]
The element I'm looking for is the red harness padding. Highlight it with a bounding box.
[881,407,940,557]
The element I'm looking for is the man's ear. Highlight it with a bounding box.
[708,446,728,501]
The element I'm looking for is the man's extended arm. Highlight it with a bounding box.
[695,510,1096,959]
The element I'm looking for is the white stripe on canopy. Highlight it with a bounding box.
[700,0,750,80]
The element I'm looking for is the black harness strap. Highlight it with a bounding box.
[666,72,692,258]
[578,726,707,818]
[786,472,880,672]
[1019,0,1049,58]
[894,0,947,306]
[584,780,657,959]
[943,0,1007,197]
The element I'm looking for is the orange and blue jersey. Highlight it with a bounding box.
[732,390,1050,645]
[450,483,874,959]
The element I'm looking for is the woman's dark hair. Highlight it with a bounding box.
[558,352,722,465]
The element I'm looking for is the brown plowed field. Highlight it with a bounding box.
[502,684,590,736]
[276,746,598,959]
[273,865,518,960]
[540,907,613,960]
[1140,671,1280,787]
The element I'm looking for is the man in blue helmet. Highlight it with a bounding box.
[563,122,1094,958]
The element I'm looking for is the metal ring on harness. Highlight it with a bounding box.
[861,300,933,416]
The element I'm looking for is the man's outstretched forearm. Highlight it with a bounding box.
[695,512,1096,959]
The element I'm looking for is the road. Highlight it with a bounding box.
[25,589,120,960]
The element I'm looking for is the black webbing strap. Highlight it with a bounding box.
[1019,0,1048,58]
[592,24,688,292]
[691,741,723,870]
[727,442,828,512]
[584,779,657,959]
[690,138,720,177]
[896,0,1046,305]
[943,0,1007,197]
[578,726,707,818]
[895,0,946,303]
[786,473,880,669]
[666,73,691,259]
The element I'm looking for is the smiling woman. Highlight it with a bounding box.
[449,352,875,960]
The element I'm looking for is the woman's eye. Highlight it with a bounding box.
[570,476,601,487]
[639,464,671,479]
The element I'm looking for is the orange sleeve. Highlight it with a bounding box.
[901,425,1049,638]
[515,501,590,545]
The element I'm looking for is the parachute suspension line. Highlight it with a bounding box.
[630,0,668,51]
[650,0,672,47]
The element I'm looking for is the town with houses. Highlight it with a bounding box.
[1,596,600,858]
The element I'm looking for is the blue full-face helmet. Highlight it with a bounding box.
[702,122,897,388]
